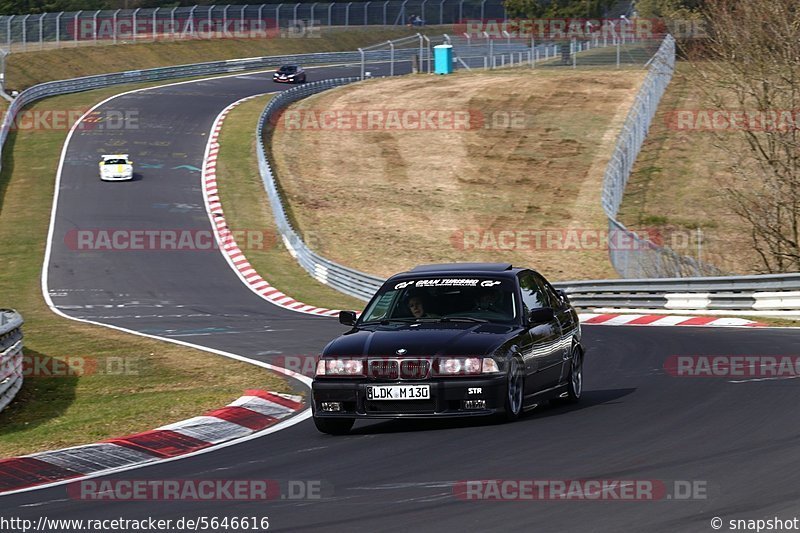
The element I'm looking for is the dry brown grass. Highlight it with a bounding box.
[617,62,760,274]
[270,68,646,282]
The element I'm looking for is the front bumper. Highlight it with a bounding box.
[100,174,133,181]
[312,375,507,419]
[273,77,297,83]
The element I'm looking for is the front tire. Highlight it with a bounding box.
[565,346,583,403]
[313,416,354,435]
[501,357,524,422]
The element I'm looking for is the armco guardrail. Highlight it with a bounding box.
[256,77,385,301]
[0,47,421,176]
[553,274,800,314]
[0,309,24,412]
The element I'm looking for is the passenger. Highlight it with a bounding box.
[473,288,503,313]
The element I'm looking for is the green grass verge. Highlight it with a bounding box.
[0,80,291,458]
[215,95,364,311]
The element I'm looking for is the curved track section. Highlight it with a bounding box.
[2,64,799,532]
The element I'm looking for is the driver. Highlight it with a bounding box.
[406,293,438,318]
[473,288,503,313]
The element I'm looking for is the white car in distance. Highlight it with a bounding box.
[99,154,134,181]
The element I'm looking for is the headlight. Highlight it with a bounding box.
[316,358,364,376]
[434,357,482,376]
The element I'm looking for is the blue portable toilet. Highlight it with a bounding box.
[434,44,454,75]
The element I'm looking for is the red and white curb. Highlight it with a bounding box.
[202,95,339,317]
[0,390,302,495]
[578,313,765,327]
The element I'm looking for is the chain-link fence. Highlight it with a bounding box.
[601,34,724,277]
[0,0,508,52]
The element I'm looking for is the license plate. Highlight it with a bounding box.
[366,384,430,401]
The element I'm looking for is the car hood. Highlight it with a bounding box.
[102,164,131,174]
[323,322,520,358]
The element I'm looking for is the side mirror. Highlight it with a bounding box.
[338,310,357,326]
[557,289,569,304]
[527,307,554,324]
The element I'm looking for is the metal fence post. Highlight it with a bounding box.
[358,47,365,79]
[111,9,120,43]
[38,14,43,50]
[459,0,464,23]
[345,2,352,27]
[258,4,265,35]
[616,38,620,68]
[92,10,99,45]
[7,16,13,50]
[480,0,486,21]
[328,3,333,26]
[572,37,576,68]
[293,3,299,27]
[223,4,229,36]
[389,40,394,75]
[207,5,214,38]
[276,3,282,31]
[383,1,388,25]
[152,7,159,40]
[133,8,140,41]
[170,7,177,39]
[364,2,370,25]
[439,0,446,25]
[189,5,197,38]
[311,3,317,26]
[21,14,29,51]
[55,13,61,47]
[73,11,81,47]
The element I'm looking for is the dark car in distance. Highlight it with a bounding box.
[311,263,584,434]
[273,64,306,83]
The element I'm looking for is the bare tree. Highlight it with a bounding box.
[690,0,800,272]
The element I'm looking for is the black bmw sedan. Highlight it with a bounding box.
[311,263,584,434]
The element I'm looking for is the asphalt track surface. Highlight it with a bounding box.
[3,63,800,532]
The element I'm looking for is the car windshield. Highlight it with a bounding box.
[359,277,517,324]
[279,66,297,73]
[103,159,128,165]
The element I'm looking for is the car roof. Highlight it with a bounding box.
[389,262,526,280]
